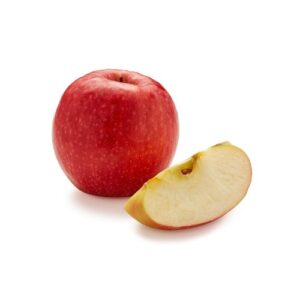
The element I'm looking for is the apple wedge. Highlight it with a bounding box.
[124,142,252,230]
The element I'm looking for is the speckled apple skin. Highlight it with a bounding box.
[53,69,179,197]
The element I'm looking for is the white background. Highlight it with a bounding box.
[0,1,299,299]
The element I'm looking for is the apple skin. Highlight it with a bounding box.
[53,69,179,197]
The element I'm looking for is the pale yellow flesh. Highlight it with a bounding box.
[125,143,252,229]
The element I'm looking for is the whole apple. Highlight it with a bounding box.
[53,69,179,197]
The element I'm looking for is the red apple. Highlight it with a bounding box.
[53,69,179,197]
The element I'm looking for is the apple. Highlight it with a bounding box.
[53,69,179,197]
[125,142,252,229]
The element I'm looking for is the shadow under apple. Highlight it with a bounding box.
[135,215,230,241]
[71,189,128,218]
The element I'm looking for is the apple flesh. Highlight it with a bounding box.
[53,69,179,197]
[125,143,252,229]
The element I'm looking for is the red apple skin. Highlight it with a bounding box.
[53,69,179,197]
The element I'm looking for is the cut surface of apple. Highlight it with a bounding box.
[124,142,252,230]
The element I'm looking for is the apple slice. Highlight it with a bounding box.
[124,142,252,230]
